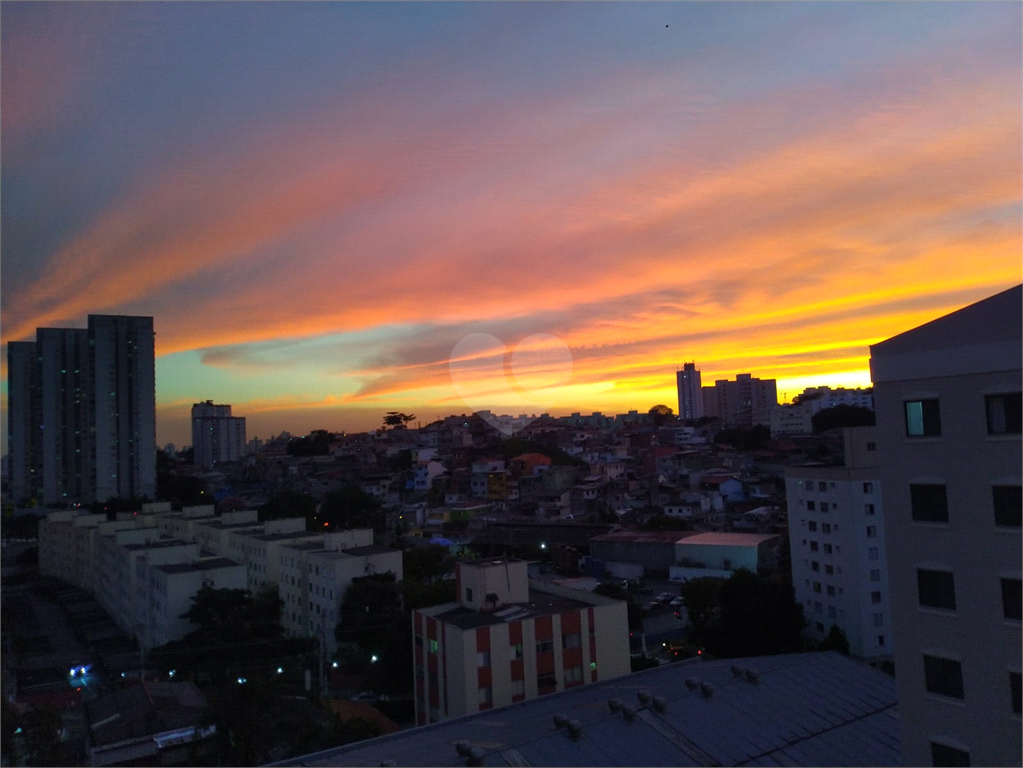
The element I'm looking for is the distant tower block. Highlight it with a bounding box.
[676,362,704,420]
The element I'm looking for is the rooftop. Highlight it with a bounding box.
[269,651,900,767]
[121,538,192,551]
[677,532,781,547]
[151,557,242,574]
[429,586,594,630]
[591,530,694,545]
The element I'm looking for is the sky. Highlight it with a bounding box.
[2,1,1020,449]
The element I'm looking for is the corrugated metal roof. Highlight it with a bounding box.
[268,652,900,767]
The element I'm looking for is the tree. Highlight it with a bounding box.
[402,545,455,583]
[260,490,317,522]
[648,404,675,427]
[319,485,382,530]
[335,573,403,662]
[713,425,772,450]
[383,412,416,429]
[288,430,333,457]
[679,577,723,634]
[819,625,850,655]
[812,405,875,433]
[708,569,805,658]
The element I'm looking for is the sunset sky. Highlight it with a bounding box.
[2,2,1020,449]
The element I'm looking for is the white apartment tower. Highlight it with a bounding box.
[676,362,704,421]
[6,315,156,504]
[785,426,891,659]
[191,400,246,468]
[870,284,1021,767]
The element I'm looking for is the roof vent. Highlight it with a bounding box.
[685,678,699,690]
[636,690,651,706]
[745,668,759,683]
[455,740,473,758]
[607,698,624,713]
[466,746,485,767]
[652,695,668,712]
[700,681,714,698]
[731,664,745,677]
[622,705,637,722]
[552,713,569,729]
[566,719,583,740]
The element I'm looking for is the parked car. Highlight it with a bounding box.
[656,592,675,604]
[669,597,684,607]
[351,691,388,702]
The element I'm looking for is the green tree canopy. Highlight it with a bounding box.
[812,405,876,433]
[260,490,317,522]
[319,485,382,530]
[402,544,455,584]
[648,404,675,426]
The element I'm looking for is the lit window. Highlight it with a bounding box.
[905,399,941,437]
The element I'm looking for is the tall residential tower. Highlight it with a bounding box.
[676,362,704,421]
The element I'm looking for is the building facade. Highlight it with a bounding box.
[676,362,704,421]
[412,559,630,725]
[870,285,1021,767]
[191,400,247,468]
[702,373,778,428]
[6,315,156,505]
[785,427,891,659]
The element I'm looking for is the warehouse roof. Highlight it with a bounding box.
[268,651,900,767]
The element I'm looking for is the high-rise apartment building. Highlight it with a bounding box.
[676,362,704,420]
[6,315,156,505]
[870,285,1021,767]
[191,400,246,468]
[412,558,630,725]
[702,372,778,427]
[786,426,891,659]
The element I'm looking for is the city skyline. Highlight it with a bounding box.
[2,2,1020,450]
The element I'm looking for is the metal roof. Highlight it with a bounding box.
[267,652,900,767]
[676,532,781,548]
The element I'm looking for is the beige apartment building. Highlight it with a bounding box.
[412,558,630,725]
[870,284,1021,767]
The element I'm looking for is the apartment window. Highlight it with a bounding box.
[813,582,821,593]
[810,541,819,551]
[511,678,525,696]
[812,561,820,572]
[537,672,557,690]
[562,632,581,649]
[818,481,827,492]
[911,484,949,523]
[923,655,964,699]
[808,521,817,532]
[478,686,492,704]
[863,482,874,493]
[873,612,884,627]
[868,547,879,561]
[429,639,438,654]
[872,591,882,604]
[866,525,877,538]
[930,742,970,767]
[477,651,491,667]
[465,587,473,602]
[536,639,554,654]
[905,399,941,437]
[564,666,583,685]
[821,523,831,534]
[865,503,875,515]
[816,622,824,632]
[807,501,816,511]
[985,392,1022,434]
[870,570,881,582]
[828,606,837,618]
[1001,578,1021,621]
[826,585,835,596]
[993,485,1022,527]
[917,569,956,610]
[867,442,876,451]
[824,544,833,554]
[511,643,523,659]
[820,502,829,513]
[1011,671,1021,715]
[825,565,834,576]
[814,601,822,613]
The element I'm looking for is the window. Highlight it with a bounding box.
[825,565,834,576]
[877,635,885,646]
[985,393,1022,434]
[930,742,970,767]
[814,601,822,613]
[813,582,821,593]
[818,481,827,492]
[905,399,941,437]
[807,501,816,511]
[870,570,881,582]
[478,686,492,704]
[867,442,876,451]
[824,544,833,554]
[564,666,583,684]
[537,672,557,689]
[868,547,879,561]
[820,502,829,513]
[826,585,835,596]
[873,612,884,627]
[477,651,491,667]
[872,591,882,604]
[923,655,964,699]
[917,569,956,610]
[811,561,820,572]
[863,482,874,493]
[465,587,473,602]
[993,485,1022,527]
[511,678,525,696]
[828,606,837,618]
[810,541,819,551]
[821,523,831,534]
[1001,578,1021,621]
[911,484,949,523]
[536,639,554,654]
[816,622,825,632]
[511,643,523,659]
[562,633,581,649]
[865,503,875,515]
[866,525,877,538]
[1011,671,1021,715]
[429,639,439,654]
[808,521,817,532]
